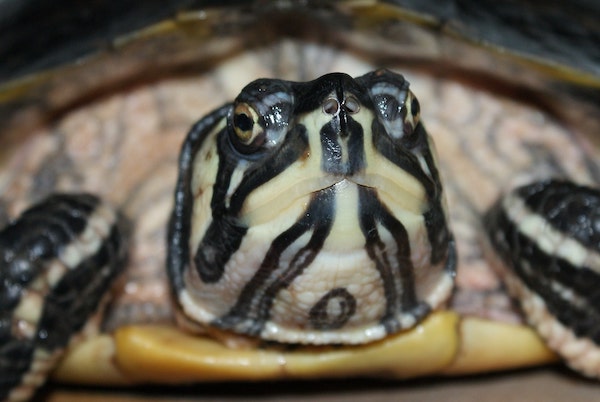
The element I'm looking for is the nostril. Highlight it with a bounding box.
[323,98,340,115]
[344,96,360,114]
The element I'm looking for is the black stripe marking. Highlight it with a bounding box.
[370,119,436,198]
[418,129,453,267]
[192,218,247,284]
[319,116,365,175]
[213,188,335,336]
[320,123,343,173]
[167,104,231,293]
[517,180,600,253]
[358,187,429,334]
[38,223,124,349]
[371,118,452,268]
[0,339,31,401]
[227,125,309,215]
[192,128,250,283]
[309,287,357,330]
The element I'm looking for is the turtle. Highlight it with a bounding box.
[1,1,600,401]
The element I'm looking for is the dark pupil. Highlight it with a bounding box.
[411,97,420,116]
[234,113,254,131]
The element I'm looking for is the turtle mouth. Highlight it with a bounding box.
[241,173,425,226]
[342,174,426,214]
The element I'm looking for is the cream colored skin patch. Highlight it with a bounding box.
[189,120,226,252]
[502,194,600,274]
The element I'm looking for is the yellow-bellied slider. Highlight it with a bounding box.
[1,1,599,401]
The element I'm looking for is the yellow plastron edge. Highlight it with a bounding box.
[52,311,557,385]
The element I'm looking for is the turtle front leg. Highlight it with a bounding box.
[485,180,600,378]
[0,194,127,401]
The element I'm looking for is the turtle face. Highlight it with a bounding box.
[168,69,456,344]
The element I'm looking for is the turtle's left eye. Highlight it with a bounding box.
[231,103,264,152]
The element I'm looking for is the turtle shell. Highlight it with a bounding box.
[1,0,599,400]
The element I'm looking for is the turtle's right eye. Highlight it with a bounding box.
[234,112,254,134]
[230,103,265,153]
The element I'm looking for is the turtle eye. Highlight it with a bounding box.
[231,103,265,152]
[370,87,420,142]
[405,92,420,128]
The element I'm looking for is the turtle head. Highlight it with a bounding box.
[168,69,455,345]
